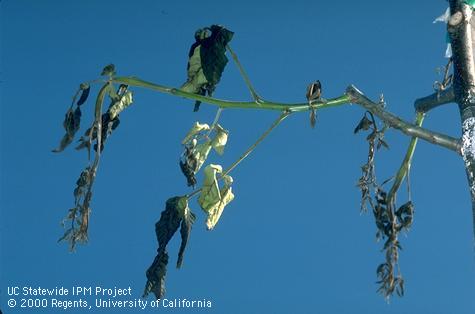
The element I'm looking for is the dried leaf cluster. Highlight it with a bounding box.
[354,110,414,299]
[55,65,134,250]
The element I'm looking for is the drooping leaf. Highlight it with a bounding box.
[75,85,130,154]
[58,166,93,251]
[101,64,116,76]
[182,122,210,145]
[144,196,194,300]
[52,106,82,152]
[108,90,133,120]
[177,199,196,269]
[306,81,322,101]
[309,109,317,129]
[143,251,168,300]
[354,116,373,134]
[210,124,228,155]
[76,84,90,106]
[155,197,185,248]
[198,164,235,230]
[181,25,234,111]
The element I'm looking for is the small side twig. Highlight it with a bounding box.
[226,45,262,102]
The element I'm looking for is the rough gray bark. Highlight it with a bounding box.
[448,0,475,246]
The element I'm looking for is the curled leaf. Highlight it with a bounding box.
[306,81,322,101]
[181,25,234,111]
[182,122,210,145]
[354,116,372,134]
[144,196,196,300]
[101,64,116,76]
[211,124,228,155]
[177,199,196,268]
[108,90,133,120]
[52,106,82,152]
[76,84,90,106]
[198,164,235,230]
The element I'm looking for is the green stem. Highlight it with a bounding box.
[112,76,350,112]
[226,45,261,101]
[387,111,425,203]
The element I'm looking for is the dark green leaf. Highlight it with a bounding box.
[101,64,116,76]
[354,116,372,134]
[306,81,322,101]
[177,210,196,269]
[143,251,169,300]
[52,106,82,152]
[155,197,184,248]
[77,85,90,106]
[144,196,191,300]
[181,25,233,111]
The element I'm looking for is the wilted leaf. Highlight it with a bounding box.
[58,166,93,251]
[144,251,168,300]
[377,138,390,150]
[182,122,210,145]
[177,199,196,269]
[354,116,373,134]
[198,164,235,230]
[144,196,195,300]
[101,64,116,76]
[306,81,322,101]
[181,25,234,111]
[395,201,414,230]
[77,84,90,106]
[108,90,133,120]
[211,124,228,155]
[52,106,82,152]
[309,109,317,129]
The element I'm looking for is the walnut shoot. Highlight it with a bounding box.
[54,17,471,303]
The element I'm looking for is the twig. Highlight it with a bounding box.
[346,85,461,153]
[222,112,290,176]
[387,112,425,204]
[226,45,262,102]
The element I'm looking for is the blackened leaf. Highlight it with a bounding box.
[177,206,196,269]
[77,84,90,106]
[309,109,316,129]
[179,160,197,187]
[200,25,234,86]
[377,138,390,150]
[354,116,373,134]
[155,197,183,248]
[144,196,190,300]
[143,251,169,300]
[181,25,233,112]
[306,81,322,101]
[52,106,82,152]
[101,64,116,76]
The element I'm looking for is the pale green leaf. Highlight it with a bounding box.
[193,142,212,172]
[211,124,228,155]
[182,121,210,144]
[108,91,133,120]
[198,164,234,230]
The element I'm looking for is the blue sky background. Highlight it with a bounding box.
[2,0,475,313]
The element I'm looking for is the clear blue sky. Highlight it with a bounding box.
[2,0,475,313]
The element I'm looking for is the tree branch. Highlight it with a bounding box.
[112,76,350,111]
[346,85,461,153]
[414,87,455,113]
